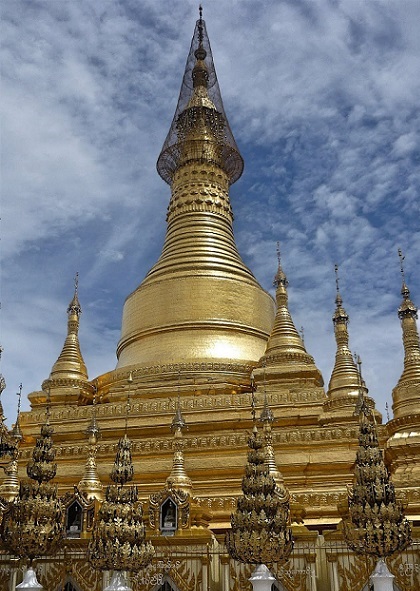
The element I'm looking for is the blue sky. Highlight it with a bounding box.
[1,0,419,425]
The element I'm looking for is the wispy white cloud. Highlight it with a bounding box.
[1,0,419,426]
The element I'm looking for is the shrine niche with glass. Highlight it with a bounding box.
[160,497,178,535]
[62,490,96,540]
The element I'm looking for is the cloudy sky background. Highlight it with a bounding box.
[1,0,419,424]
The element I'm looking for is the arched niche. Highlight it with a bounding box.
[66,499,83,538]
[160,497,177,535]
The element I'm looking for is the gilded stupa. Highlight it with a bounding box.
[1,9,419,591]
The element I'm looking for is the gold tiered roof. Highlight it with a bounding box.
[117,14,275,372]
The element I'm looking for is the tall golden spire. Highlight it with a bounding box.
[40,275,92,406]
[327,265,362,399]
[392,249,420,420]
[117,10,275,372]
[257,246,323,385]
[49,273,87,381]
[166,397,192,494]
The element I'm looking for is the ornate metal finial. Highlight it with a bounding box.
[300,326,305,345]
[195,4,206,61]
[333,264,346,314]
[251,388,256,423]
[334,263,340,293]
[198,5,203,46]
[16,384,22,415]
[259,391,291,507]
[10,383,23,442]
[353,353,368,416]
[45,387,51,425]
[166,395,192,493]
[274,242,288,288]
[172,395,186,431]
[397,249,417,322]
[67,272,82,316]
[78,386,103,501]
[385,402,390,422]
[398,248,406,285]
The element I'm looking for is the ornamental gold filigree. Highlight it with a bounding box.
[226,425,293,565]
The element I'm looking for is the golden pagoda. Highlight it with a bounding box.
[1,9,419,591]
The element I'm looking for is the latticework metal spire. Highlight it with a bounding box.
[157,8,243,186]
[226,421,293,565]
[343,379,411,557]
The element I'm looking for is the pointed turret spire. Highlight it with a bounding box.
[49,273,87,381]
[257,245,323,386]
[327,266,364,399]
[38,275,93,407]
[78,393,103,501]
[166,397,192,494]
[10,383,23,443]
[259,392,289,504]
[392,249,420,420]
